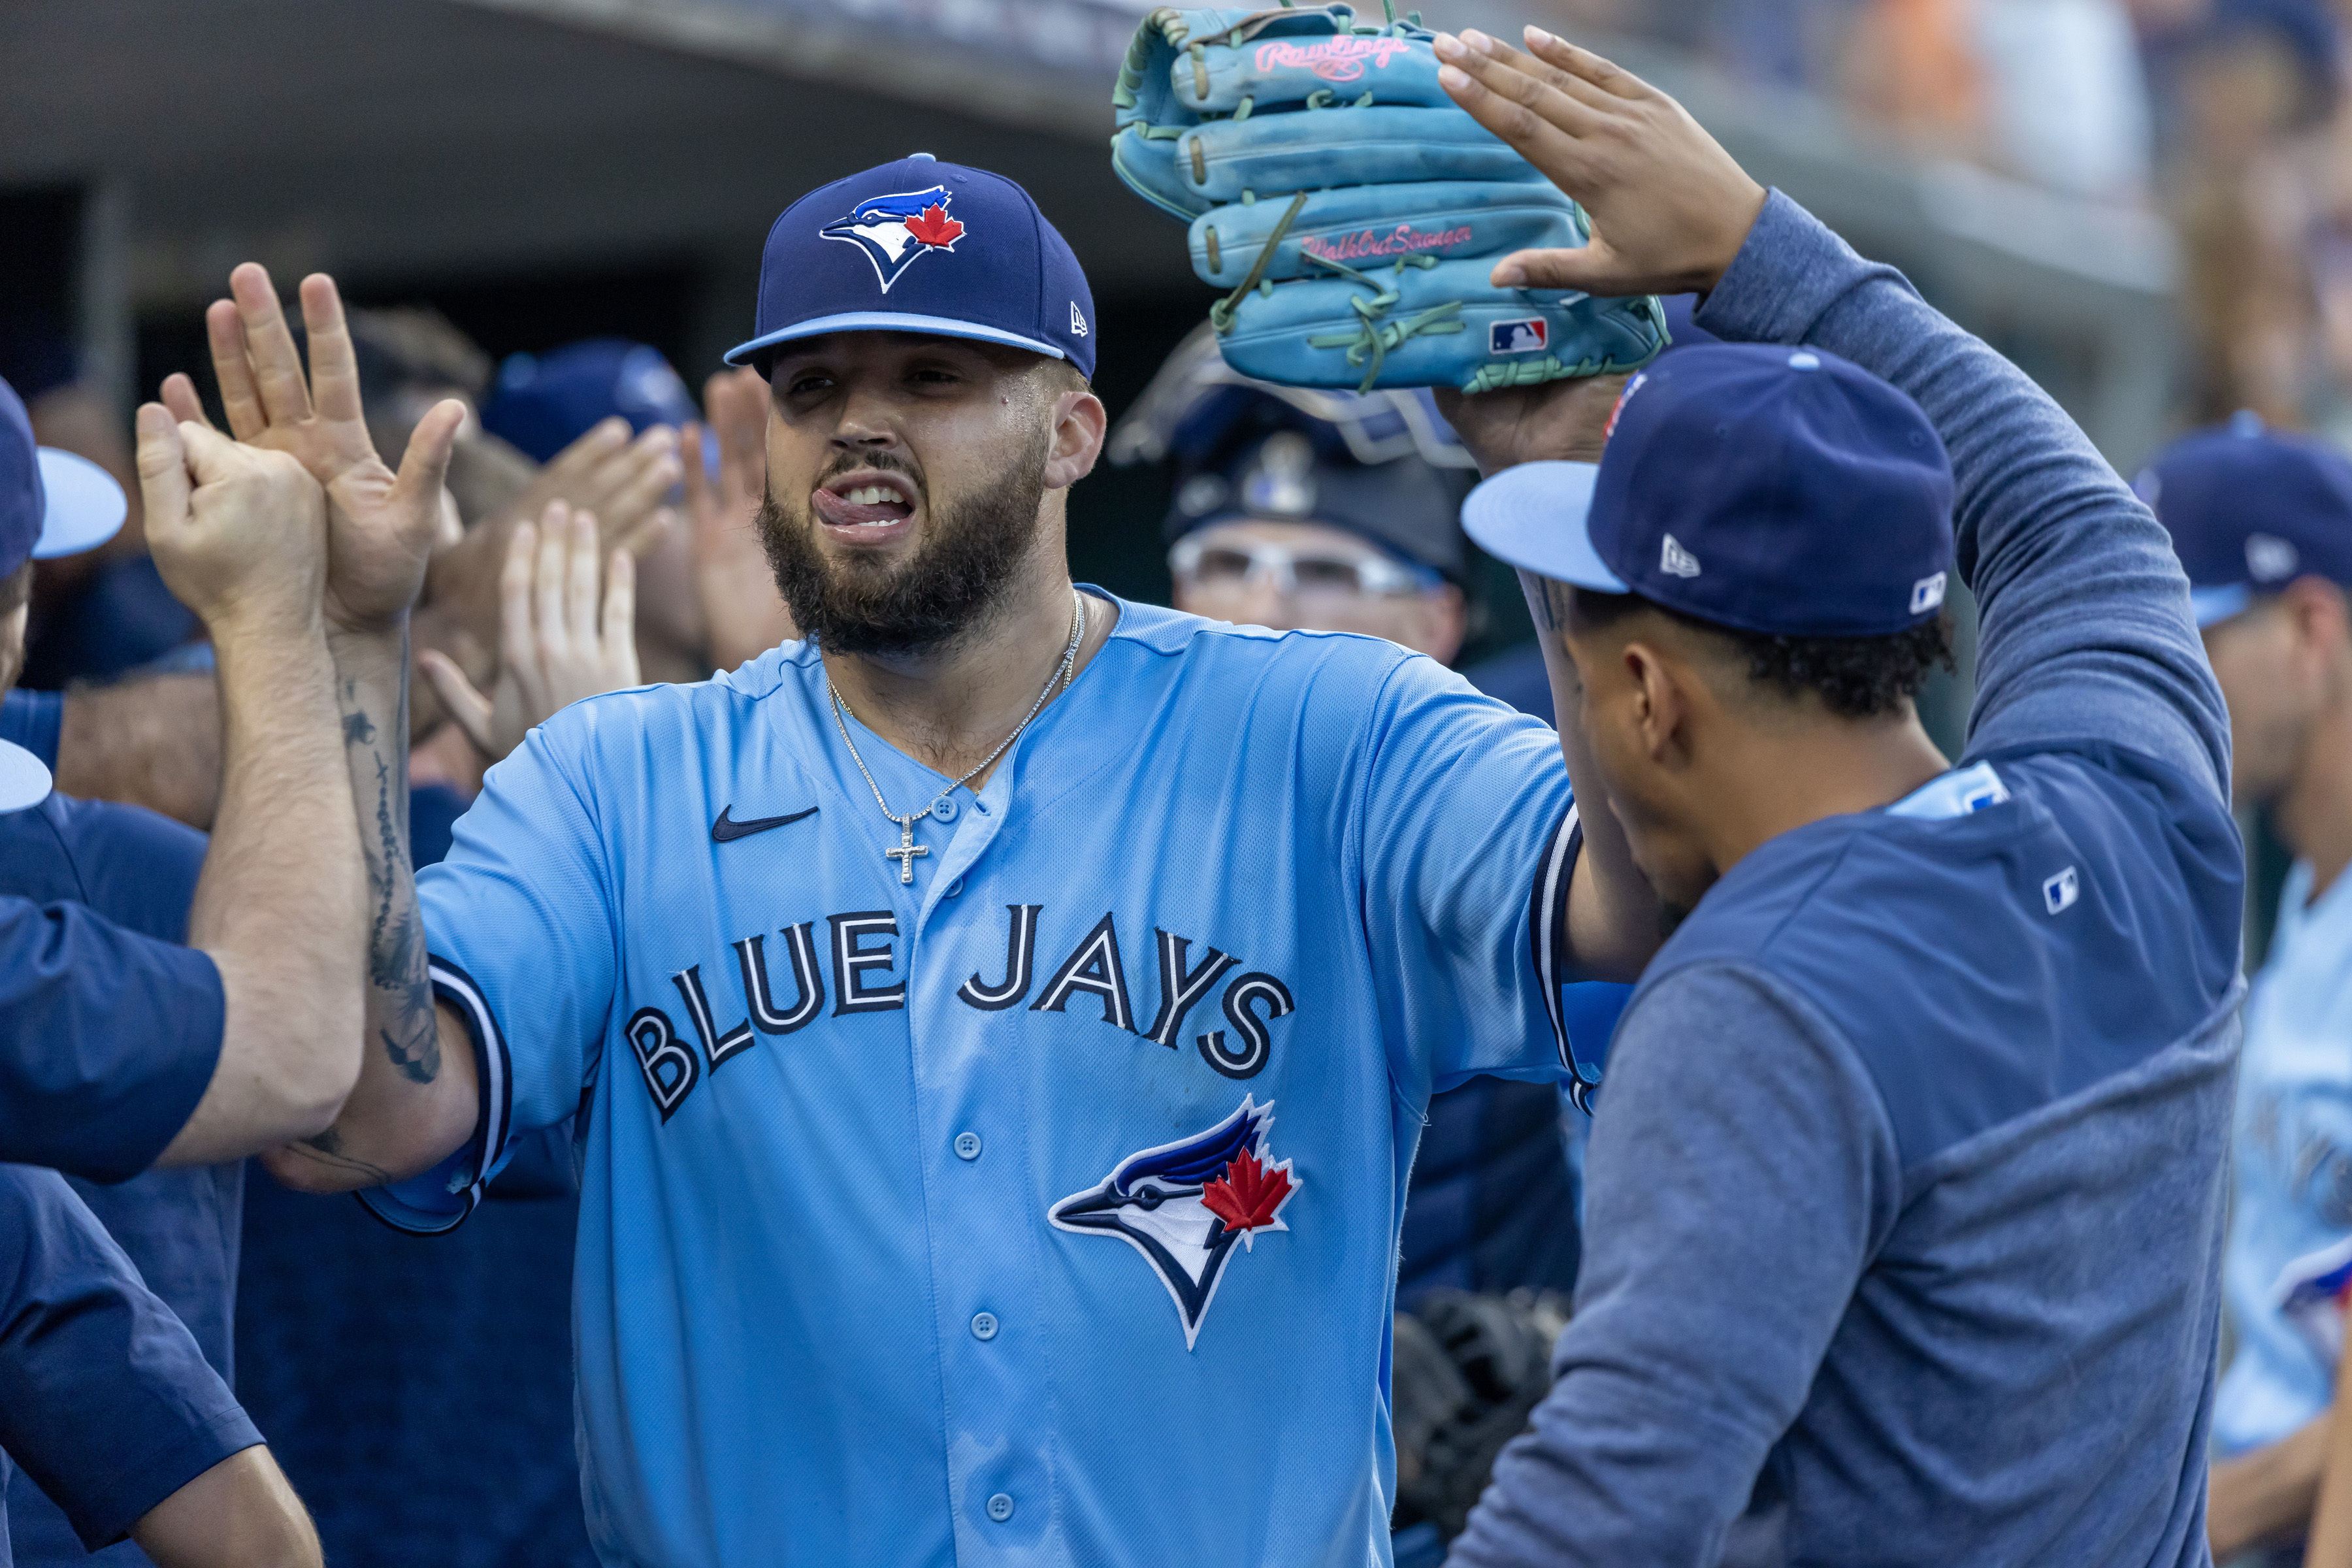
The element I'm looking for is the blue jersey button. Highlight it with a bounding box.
[954,1131,981,1160]
[971,1311,999,1341]
[934,797,958,823]
[986,1493,1015,1523]
[945,876,964,898]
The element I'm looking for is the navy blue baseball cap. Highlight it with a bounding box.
[1463,344,1956,638]
[0,373,127,584]
[725,154,1096,380]
[2134,412,2352,627]
[480,338,700,464]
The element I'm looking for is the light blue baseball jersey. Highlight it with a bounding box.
[368,594,1584,1567]
[2215,858,2352,1455]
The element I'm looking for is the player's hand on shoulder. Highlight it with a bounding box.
[136,403,328,644]
[421,498,641,762]
[1436,370,1627,478]
[1434,27,1765,300]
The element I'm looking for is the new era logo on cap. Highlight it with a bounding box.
[2247,533,2300,582]
[1660,534,1701,578]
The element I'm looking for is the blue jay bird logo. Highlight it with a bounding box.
[819,185,967,293]
[1050,1096,1299,1350]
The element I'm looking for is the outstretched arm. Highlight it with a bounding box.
[161,263,480,1190]
[1437,25,2227,794]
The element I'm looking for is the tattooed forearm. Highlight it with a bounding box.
[340,640,435,1086]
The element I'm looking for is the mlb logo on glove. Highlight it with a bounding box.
[1490,318,1548,355]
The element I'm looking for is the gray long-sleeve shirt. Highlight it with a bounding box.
[1446,193,2244,1567]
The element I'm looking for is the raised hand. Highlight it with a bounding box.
[419,500,640,762]
[1434,27,1766,299]
[135,404,327,642]
[681,367,795,671]
[427,417,679,660]
[161,264,463,638]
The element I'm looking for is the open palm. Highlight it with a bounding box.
[161,263,463,637]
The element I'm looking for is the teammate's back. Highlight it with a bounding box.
[1446,161,2239,1563]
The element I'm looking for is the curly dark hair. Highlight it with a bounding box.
[1563,585,1954,719]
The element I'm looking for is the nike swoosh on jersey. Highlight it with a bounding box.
[711,804,819,842]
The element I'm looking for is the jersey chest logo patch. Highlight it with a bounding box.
[1049,1095,1298,1350]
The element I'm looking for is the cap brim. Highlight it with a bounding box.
[33,448,127,559]
[725,312,1068,368]
[2191,583,2255,629]
[1460,461,1627,592]
[0,740,52,813]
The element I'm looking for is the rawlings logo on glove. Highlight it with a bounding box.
[1254,35,1412,78]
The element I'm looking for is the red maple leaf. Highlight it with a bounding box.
[1201,1149,1293,1245]
[906,204,964,248]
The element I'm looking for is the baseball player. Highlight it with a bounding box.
[2133,419,2352,1558]
[1433,27,2238,1566]
[235,155,1654,1564]
[0,374,382,1179]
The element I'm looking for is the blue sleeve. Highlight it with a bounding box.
[0,896,224,1184]
[0,1166,260,1550]
[1445,966,1900,1567]
[1350,652,1588,1098]
[360,721,615,1233]
[1696,192,2232,800]
[0,690,63,771]
[40,797,206,943]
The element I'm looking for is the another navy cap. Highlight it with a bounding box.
[1463,344,1956,638]
[2134,412,2352,627]
[479,338,699,464]
[725,154,1096,379]
[0,374,126,585]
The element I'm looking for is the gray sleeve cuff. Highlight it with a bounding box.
[1691,189,1914,350]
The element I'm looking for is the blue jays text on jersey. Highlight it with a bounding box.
[368,595,1588,1568]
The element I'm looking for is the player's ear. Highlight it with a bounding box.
[1043,382,1107,491]
[1621,638,1693,770]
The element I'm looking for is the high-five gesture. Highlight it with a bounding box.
[136,408,327,640]
[419,500,641,763]
[160,263,464,636]
[681,367,794,672]
[1434,27,1766,299]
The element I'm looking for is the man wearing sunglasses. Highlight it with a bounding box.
[1166,434,1469,665]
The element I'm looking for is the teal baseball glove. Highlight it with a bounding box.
[1111,4,1667,393]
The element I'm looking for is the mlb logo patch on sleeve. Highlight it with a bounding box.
[1490,318,1548,355]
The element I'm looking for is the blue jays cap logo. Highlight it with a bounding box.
[1049,1096,1298,1350]
[820,184,967,293]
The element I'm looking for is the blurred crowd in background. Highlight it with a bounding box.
[1572,0,2352,436]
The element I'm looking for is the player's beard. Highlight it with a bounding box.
[759,434,1050,657]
